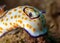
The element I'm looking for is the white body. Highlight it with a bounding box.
[0,6,47,37]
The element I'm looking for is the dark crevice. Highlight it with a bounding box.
[52,12,60,18]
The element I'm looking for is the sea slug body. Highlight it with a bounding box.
[0,6,47,38]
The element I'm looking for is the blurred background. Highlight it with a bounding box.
[0,0,60,43]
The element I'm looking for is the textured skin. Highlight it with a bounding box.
[0,6,47,37]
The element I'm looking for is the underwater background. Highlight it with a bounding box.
[0,0,60,43]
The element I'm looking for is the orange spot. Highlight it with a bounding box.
[8,27,13,31]
[14,23,18,28]
[6,28,9,32]
[13,23,15,24]
[0,27,3,30]
[18,10,22,13]
[14,26,17,28]
[29,25,32,29]
[14,8,17,11]
[26,24,32,29]
[11,16,13,19]
[26,8,29,10]
[30,9,34,12]
[3,22,4,24]
[22,17,24,19]
[10,22,12,25]
[18,20,22,24]
[24,17,28,20]
[26,24,29,28]
[1,19,4,22]
[0,31,2,33]
[8,12,12,15]
[37,23,41,27]
[18,6,22,8]
[23,13,25,15]
[37,23,42,31]
[37,23,40,26]
[4,23,8,26]
[32,28,36,32]
[6,18,8,21]
[40,28,43,31]
[33,20,36,22]
[18,15,20,18]
[14,15,17,18]
[29,20,32,21]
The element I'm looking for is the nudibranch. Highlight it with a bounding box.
[0,6,47,38]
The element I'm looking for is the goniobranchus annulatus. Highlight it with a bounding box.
[0,6,48,38]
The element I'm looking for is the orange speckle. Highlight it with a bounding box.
[32,28,36,32]
[14,23,18,28]
[14,15,17,18]
[1,19,4,22]
[33,20,36,22]
[18,6,22,8]
[10,16,13,19]
[6,28,9,32]
[10,22,12,25]
[13,23,15,24]
[0,31,2,33]
[14,25,17,28]
[29,20,32,21]
[30,9,34,12]
[6,18,8,21]
[8,27,13,31]
[24,17,28,20]
[37,23,42,31]
[18,10,22,13]
[18,15,20,18]
[23,13,25,15]
[26,24,32,29]
[40,28,43,31]
[0,27,3,30]
[26,24,29,28]
[26,8,29,10]
[4,23,8,26]
[14,8,17,11]
[29,25,32,29]
[3,22,4,24]
[22,17,24,19]
[37,23,40,26]
[8,12,12,15]
[18,20,22,24]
